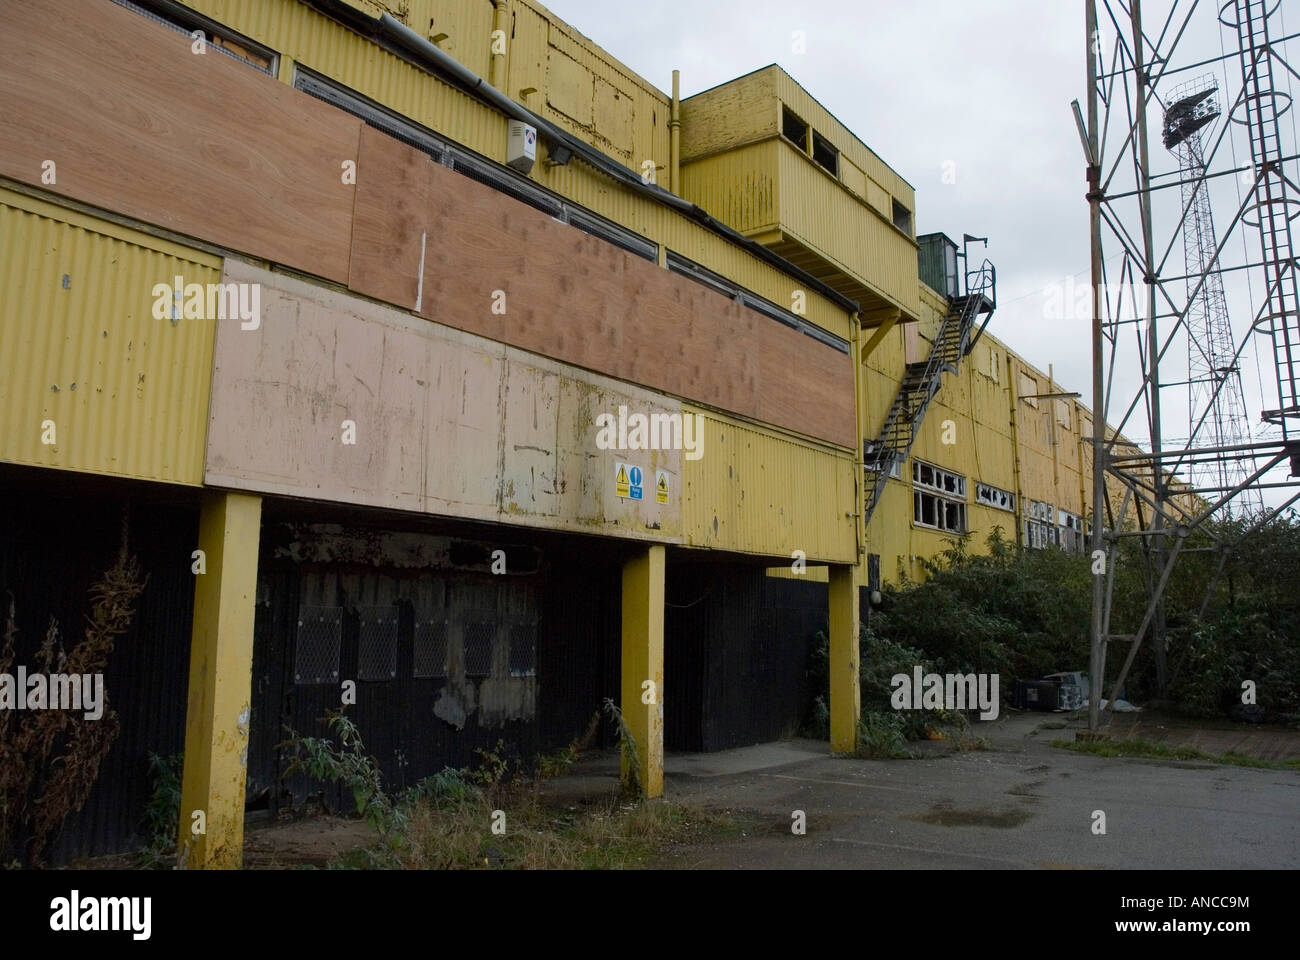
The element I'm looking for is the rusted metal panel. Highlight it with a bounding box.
[0,190,219,484]
[206,261,685,541]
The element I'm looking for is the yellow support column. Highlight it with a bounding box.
[620,545,665,798]
[828,564,860,754]
[178,491,262,869]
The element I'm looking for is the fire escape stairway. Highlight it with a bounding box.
[863,263,996,529]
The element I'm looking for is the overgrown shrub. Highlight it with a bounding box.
[0,525,146,866]
[804,516,1300,735]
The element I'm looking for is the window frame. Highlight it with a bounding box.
[112,0,279,75]
[912,460,968,534]
[975,481,1016,513]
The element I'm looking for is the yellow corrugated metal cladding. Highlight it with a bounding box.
[0,189,218,485]
[682,407,856,563]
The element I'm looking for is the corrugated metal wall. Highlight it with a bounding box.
[247,517,625,817]
[665,564,824,752]
[682,407,857,562]
[775,141,920,315]
[680,65,920,316]
[679,141,780,235]
[0,470,196,864]
[0,190,219,485]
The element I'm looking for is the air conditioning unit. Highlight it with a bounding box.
[507,120,537,174]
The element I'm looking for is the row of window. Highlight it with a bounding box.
[781,106,912,235]
[908,461,1086,551]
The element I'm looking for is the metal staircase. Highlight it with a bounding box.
[862,259,996,527]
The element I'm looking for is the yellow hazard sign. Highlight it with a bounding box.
[656,469,669,504]
[615,462,630,499]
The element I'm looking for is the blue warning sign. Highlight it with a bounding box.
[628,465,643,500]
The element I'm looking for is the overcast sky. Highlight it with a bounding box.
[540,0,1299,504]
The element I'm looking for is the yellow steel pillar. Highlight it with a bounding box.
[620,544,665,798]
[178,491,262,869]
[828,564,860,754]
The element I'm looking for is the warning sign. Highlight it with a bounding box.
[628,465,643,501]
[656,470,669,504]
[615,462,630,499]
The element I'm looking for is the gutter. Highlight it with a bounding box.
[300,0,860,315]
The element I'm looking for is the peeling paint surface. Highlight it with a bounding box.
[207,262,682,541]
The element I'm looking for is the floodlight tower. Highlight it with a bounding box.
[1162,77,1262,516]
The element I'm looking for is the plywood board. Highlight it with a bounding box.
[348,124,432,309]
[209,261,684,541]
[0,0,359,283]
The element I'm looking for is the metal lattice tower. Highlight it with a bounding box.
[1079,0,1300,731]
[1163,77,1262,515]
[1227,0,1300,435]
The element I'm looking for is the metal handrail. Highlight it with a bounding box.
[964,258,997,309]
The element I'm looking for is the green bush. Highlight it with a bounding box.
[805,516,1300,733]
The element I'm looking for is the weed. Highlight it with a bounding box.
[1051,737,1300,771]
[855,712,910,759]
[0,517,146,866]
[603,698,642,799]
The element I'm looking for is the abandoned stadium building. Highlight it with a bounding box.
[0,0,1129,866]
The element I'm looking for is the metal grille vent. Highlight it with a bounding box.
[294,605,342,685]
[357,606,399,681]
[508,623,536,677]
[463,621,496,679]
[413,619,449,679]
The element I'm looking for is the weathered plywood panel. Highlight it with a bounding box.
[348,125,432,309]
[424,347,505,520]
[757,320,856,449]
[407,154,850,448]
[208,262,684,542]
[0,0,360,284]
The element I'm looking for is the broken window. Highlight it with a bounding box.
[812,131,839,176]
[892,198,912,235]
[1025,500,1056,550]
[782,106,809,150]
[1058,509,1086,553]
[976,481,1016,513]
[912,460,967,533]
